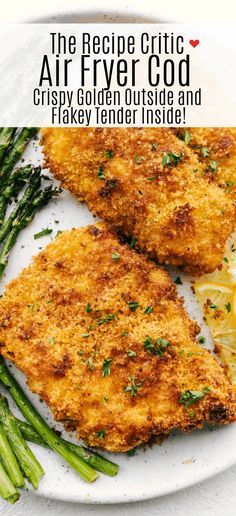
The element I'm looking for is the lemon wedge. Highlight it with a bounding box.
[194,273,236,383]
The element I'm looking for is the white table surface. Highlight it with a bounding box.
[0,0,236,514]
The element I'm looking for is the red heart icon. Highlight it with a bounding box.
[189,39,200,48]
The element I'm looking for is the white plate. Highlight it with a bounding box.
[0,134,235,504]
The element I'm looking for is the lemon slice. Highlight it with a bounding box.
[194,280,236,383]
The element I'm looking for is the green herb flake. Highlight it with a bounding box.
[111,252,121,261]
[201,147,210,158]
[34,228,52,240]
[188,411,196,418]
[98,165,105,179]
[104,149,114,159]
[209,160,219,174]
[130,237,138,249]
[146,176,157,181]
[144,306,153,314]
[134,155,143,165]
[174,276,183,285]
[81,333,90,338]
[86,357,95,370]
[184,130,191,145]
[124,375,143,397]
[102,358,113,377]
[180,387,211,407]
[127,349,137,358]
[162,152,183,168]
[121,331,129,337]
[127,447,138,456]
[86,303,92,314]
[223,256,229,263]
[150,142,157,151]
[226,180,235,193]
[96,430,106,438]
[49,337,55,346]
[144,336,170,356]
[98,314,115,325]
[198,335,206,344]
[225,302,231,313]
[210,304,218,310]
[128,301,140,312]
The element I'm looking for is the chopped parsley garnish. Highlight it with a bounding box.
[128,301,140,312]
[34,228,52,239]
[98,165,105,179]
[98,314,115,325]
[162,152,183,168]
[86,357,95,370]
[210,304,218,310]
[124,375,143,397]
[174,276,182,285]
[81,333,90,338]
[127,447,138,456]
[144,306,153,314]
[209,160,218,174]
[102,358,113,377]
[180,388,210,406]
[198,335,206,344]
[201,147,210,158]
[130,237,138,249]
[188,411,196,418]
[150,142,157,150]
[111,252,121,261]
[184,130,191,145]
[134,155,142,165]
[49,337,55,346]
[225,302,231,313]
[127,349,137,358]
[86,303,92,313]
[226,180,234,193]
[146,176,157,181]
[223,256,229,263]
[104,149,114,159]
[144,336,170,356]
[96,430,106,438]
[121,331,129,337]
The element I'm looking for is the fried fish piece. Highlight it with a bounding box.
[174,128,236,193]
[0,223,235,452]
[41,128,236,275]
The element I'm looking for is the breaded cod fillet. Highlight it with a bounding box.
[0,223,235,452]
[41,128,236,275]
[174,128,236,193]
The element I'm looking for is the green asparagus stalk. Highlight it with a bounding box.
[0,128,17,164]
[0,165,34,226]
[0,462,19,504]
[0,167,41,244]
[0,395,44,489]
[0,358,98,483]
[16,418,118,477]
[0,183,60,279]
[0,422,25,488]
[0,128,38,183]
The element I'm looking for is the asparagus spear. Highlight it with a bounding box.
[0,422,25,488]
[0,395,44,489]
[0,165,33,226]
[0,128,17,164]
[0,183,60,279]
[0,128,38,183]
[0,358,99,483]
[0,167,41,244]
[16,418,118,477]
[0,462,19,504]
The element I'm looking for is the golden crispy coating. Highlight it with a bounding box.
[41,128,236,275]
[174,128,236,193]
[0,223,235,452]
